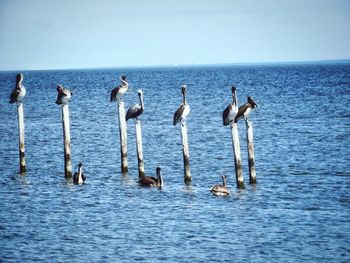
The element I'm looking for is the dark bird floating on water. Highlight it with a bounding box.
[73,162,86,184]
[125,90,144,121]
[55,85,72,105]
[10,74,26,104]
[110,75,129,102]
[234,96,259,123]
[173,85,190,126]
[138,166,163,188]
[210,175,230,196]
[222,85,238,126]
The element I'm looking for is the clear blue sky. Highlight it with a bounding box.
[1,0,349,70]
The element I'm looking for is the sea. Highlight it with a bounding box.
[0,63,349,262]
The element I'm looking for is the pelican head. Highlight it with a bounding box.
[137,89,143,96]
[57,85,64,92]
[222,175,227,187]
[16,73,23,83]
[156,166,163,188]
[121,75,127,81]
[248,96,259,108]
[181,85,187,94]
[78,162,82,168]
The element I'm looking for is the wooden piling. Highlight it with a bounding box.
[230,123,244,189]
[246,120,257,184]
[118,100,128,173]
[62,104,72,178]
[135,119,145,178]
[181,121,192,184]
[17,102,26,173]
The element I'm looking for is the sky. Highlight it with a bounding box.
[0,0,349,70]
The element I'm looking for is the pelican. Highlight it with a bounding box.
[234,96,259,123]
[55,85,72,105]
[210,175,230,196]
[125,89,144,121]
[173,85,190,126]
[110,75,129,102]
[138,166,163,188]
[9,74,26,104]
[222,85,238,126]
[73,162,86,184]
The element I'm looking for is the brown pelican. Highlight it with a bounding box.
[55,85,72,105]
[9,74,26,103]
[234,96,259,123]
[173,85,190,126]
[73,162,86,184]
[110,75,129,102]
[138,166,163,188]
[222,85,238,126]
[210,175,230,196]
[125,90,144,121]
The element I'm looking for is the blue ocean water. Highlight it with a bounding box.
[0,64,349,262]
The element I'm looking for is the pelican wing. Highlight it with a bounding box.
[139,176,157,187]
[110,86,120,102]
[126,104,142,121]
[222,104,232,126]
[234,103,249,123]
[9,88,20,103]
[173,104,185,126]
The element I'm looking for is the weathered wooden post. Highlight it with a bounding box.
[56,85,73,178]
[118,101,128,173]
[246,120,257,184]
[135,119,145,178]
[181,121,191,184]
[61,104,72,178]
[173,85,191,185]
[9,73,26,173]
[125,90,145,178]
[17,102,26,173]
[231,123,244,188]
[110,76,129,174]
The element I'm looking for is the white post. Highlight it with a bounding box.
[17,102,26,173]
[135,119,145,178]
[62,104,72,178]
[230,123,244,189]
[118,100,128,173]
[180,121,191,184]
[246,120,257,184]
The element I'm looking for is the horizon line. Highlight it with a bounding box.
[1,59,350,72]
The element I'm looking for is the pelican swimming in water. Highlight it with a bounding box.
[222,85,238,126]
[125,90,144,121]
[9,74,26,104]
[234,96,259,123]
[110,75,129,102]
[73,162,86,184]
[138,166,163,188]
[173,85,190,126]
[55,85,72,105]
[210,175,230,196]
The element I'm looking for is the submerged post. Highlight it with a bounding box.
[62,104,72,178]
[17,102,26,173]
[118,101,128,173]
[246,120,257,184]
[181,121,191,184]
[135,119,145,178]
[230,123,244,189]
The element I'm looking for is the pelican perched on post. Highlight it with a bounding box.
[222,85,238,126]
[125,90,144,121]
[173,85,190,126]
[234,96,259,124]
[73,162,86,184]
[10,74,26,104]
[210,175,230,196]
[55,85,72,105]
[138,166,163,188]
[110,75,129,102]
